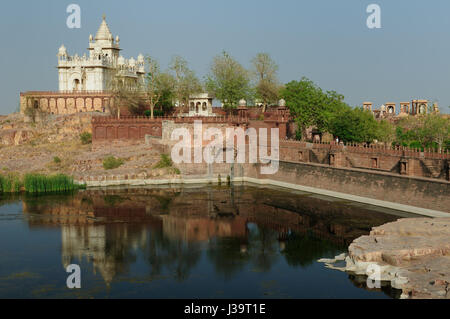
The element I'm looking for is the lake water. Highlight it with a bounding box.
[0,184,407,299]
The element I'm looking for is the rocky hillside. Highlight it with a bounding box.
[0,112,93,146]
[0,112,168,179]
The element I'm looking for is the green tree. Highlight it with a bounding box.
[108,66,143,117]
[155,72,176,115]
[394,114,449,151]
[169,56,202,110]
[330,108,378,143]
[375,119,396,144]
[205,51,253,110]
[144,55,163,119]
[280,77,350,140]
[422,113,450,150]
[251,53,280,112]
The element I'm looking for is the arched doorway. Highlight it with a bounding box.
[73,79,80,91]
[419,104,426,114]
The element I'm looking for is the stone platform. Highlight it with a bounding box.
[320,217,450,299]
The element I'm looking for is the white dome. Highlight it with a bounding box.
[239,99,247,107]
[129,57,136,67]
[95,15,113,41]
[279,99,286,107]
[137,54,144,63]
[117,56,125,65]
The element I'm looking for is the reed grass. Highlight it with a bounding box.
[0,174,23,193]
[0,173,84,194]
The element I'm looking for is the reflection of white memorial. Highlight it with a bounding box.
[61,224,147,286]
[57,15,145,92]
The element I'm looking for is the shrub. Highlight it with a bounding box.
[53,156,61,164]
[103,156,124,170]
[144,110,165,117]
[80,132,92,145]
[153,154,173,169]
[409,141,423,151]
[445,140,450,151]
[153,154,180,174]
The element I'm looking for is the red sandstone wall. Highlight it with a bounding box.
[92,116,163,140]
[145,135,449,211]
[277,141,449,180]
[245,160,450,213]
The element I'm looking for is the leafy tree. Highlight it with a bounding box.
[205,51,253,110]
[155,72,176,115]
[330,108,378,143]
[280,77,350,140]
[251,53,280,111]
[422,113,449,151]
[169,56,202,111]
[394,114,450,151]
[143,55,163,119]
[280,78,323,140]
[108,67,144,117]
[375,119,396,144]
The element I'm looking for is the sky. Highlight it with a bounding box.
[0,0,449,114]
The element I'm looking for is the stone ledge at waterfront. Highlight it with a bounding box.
[320,218,450,299]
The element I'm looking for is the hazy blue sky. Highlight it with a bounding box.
[1,0,449,114]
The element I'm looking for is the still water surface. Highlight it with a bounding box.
[0,184,407,298]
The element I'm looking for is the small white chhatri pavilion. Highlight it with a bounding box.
[57,15,145,92]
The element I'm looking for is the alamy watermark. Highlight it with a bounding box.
[66,264,81,289]
[66,4,81,29]
[366,4,381,29]
[366,264,381,289]
[170,121,280,175]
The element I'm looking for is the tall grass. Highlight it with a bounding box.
[23,174,82,193]
[0,174,22,193]
[0,173,84,194]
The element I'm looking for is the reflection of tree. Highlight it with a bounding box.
[281,231,342,267]
[145,229,201,282]
[207,237,250,279]
[104,224,140,272]
[207,225,280,278]
[22,193,78,213]
[103,195,127,207]
[247,226,279,272]
[154,195,174,212]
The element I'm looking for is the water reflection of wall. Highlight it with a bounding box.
[20,186,398,285]
[161,215,247,242]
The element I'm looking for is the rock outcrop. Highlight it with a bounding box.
[320,218,450,299]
